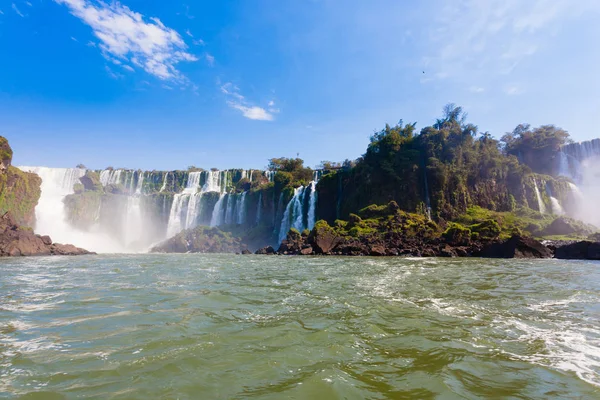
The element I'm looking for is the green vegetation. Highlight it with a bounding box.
[316,104,572,223]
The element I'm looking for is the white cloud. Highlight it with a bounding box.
[12,3,25,17]
[186,29,193,37]
[193,38,205,46]
[86,40,96,47]
[54,0,197,82]
[71,36,78,42]
[221,82,275,121]
[268,100,275,107]
[122,65,134,72]
[205,53,215,66]
[230,105,274,121]
[26,1,32,6]
[469,86,485,93]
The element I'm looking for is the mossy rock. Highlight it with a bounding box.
[443,222,471,245]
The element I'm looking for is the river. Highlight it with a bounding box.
[1,255,599,398]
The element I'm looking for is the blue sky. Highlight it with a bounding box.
[1,0,599,170]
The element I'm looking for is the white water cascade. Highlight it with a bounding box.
[16,167,126,252]
[533,179,546,214]
[557,139,600,227]
[278,177,321,244]
[166,172,202,237]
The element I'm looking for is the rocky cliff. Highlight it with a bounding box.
[0,137,41,227]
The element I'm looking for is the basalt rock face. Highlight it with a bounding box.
[151,226,248,254]
[0,212,93,257]
[554,241,600,260]
[477,235,553,259]
[0,137,41,227]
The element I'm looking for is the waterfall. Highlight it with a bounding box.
[99,169,122,186]
[307,181,317,230]
[279,186,311,243]
[16,167,124,252]
[159,172,169,192]
[135,171,145,195]
[203,170,223,193]
[224,194,236,225]
[165,172,202,237]
[557,139,600,227]
[266,171,275,182]
[124,195,144,249]
[545,184,565,216]
[236,192,247,225]
[533,179,546,214]
[256,193,262,225]
[210,194,226,227]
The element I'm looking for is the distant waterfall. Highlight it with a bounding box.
[533,179,546,214]
[210,194,226,227]
[557,139,600,226]
[166,172,202,237]
[545,184,565,216]
[307,181,317,229]
[236,192,247,225]
[256,193,263,225]
[16,167,123,252]
[160,172,169,192]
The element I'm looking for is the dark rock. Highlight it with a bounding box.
[241,249,251,255]
[300,246,313,255]
[50,243,93,256]
[555,241,600,260]
[151,226,245,254]
[369,244,386,256]
[308,221,341,254]
[478,235,552,259]
[255,246,276,255]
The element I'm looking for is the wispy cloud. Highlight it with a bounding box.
[54,0,197,82]
[193,39,205,46]
[427,0,600,82]
[185,29,193,38]
[12,3,25,17]
[205,53,215,66]
[25,1,32,7]
[469,86,485,93]
[221,83,276,121]
[105,65,123,80]
[71,36,78,42]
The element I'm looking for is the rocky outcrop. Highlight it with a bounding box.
[151,226,248,254]
[477,235,553,259]
[0,212,93,257]
[554,241,600,260]
[0,137,41,227]
[541,217,596,237]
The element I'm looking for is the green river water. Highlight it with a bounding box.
[1,255,599,399]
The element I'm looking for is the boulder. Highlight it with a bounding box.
[40,235,53,246]
[478,235,552,259]
[542,217,595,237]
[255,246,276,255]
[308,221,341,254]
[555,241,600,260]
[369,244,386,256]
[300,246,313,255]
[241,249,251,255]
[50,243,93,256]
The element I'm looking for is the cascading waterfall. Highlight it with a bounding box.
[16,167,125,253]
[256,193,263,225]
[307,181,317,229]
[160,172,169,192]
[20,165,324,252]
[557,139,600,226]
[210,194,226,227]
[236,192,247,225]
[533,179,547,214]
[166,172,202,237]
[545,184,565,216]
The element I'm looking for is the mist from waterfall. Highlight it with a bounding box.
[17,167,128,252]
[558,139,600,227]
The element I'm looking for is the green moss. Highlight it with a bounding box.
[0,166,41,227]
